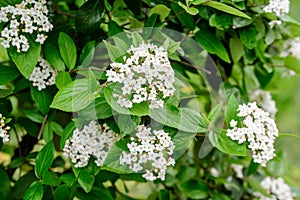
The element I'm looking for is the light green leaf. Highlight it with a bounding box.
[204,1,251,19]
[44,44,65,71]
[35,141,55,179]
[58,32,77,70]
[208,129,246,156]
[51,79,98,112]
[103,40,122,62]
[24,110,44,123]
[149,4,171,21]
[225,95,239,126]
[150,106,207,133]
[284,55,300,74]
[42,122,53,143]
[178,2,199,15]
[23,181,43,200]
[229,36,244,63]
[8,39,41,79]
[60,121,76,150]
[55,71,72,90]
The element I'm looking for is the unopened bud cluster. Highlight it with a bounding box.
[227,102,278,166]
[106,42,175,109]
[63,121,119,168]
[29,57,56,91]
[120,125,175,181]
[0,114,10,143]
[253,177,295,200]
[0,0,53,52]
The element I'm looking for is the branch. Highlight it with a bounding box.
[37,114,49,140]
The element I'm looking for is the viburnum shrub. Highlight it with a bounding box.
[0,0,299,199]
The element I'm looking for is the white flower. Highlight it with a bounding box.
[231,164,244,179]
[226,102,279,166]
[29,57,57,90]
[263,0,290,17]
[249,89,277,118]
[63,121,119,168]
[106,42,175,109]
[253,177,295,200]
[0,114,10,143]
[120,125,175,181]
[0,0,53,52]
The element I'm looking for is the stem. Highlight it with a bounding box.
[55,10,76,18]
[37,114,49,140]
[177,60,212,75]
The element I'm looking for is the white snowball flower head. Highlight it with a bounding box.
[63,121,120,168]
[226,102,279,167]
[283,37,300,59]
[263,0,290,17]
[106,42,176,109]
[249,89,277,118]
[29,57,57,91]
[253,176,295,200]
[120,125,175,181]
[0,0,53,52]
[0,114,10,143]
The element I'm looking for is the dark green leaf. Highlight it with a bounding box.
[31,86,52,114]
[0,64,20,85]
[208,129,246,156]
[0,168,10,200]
[44,44,65,71]
[123,0,141,15]
[35,141,55,179]
[239,25,257,49]
[108,21,124,37]
[23,181,43,200]
[254,64,274,88]
[58,32,77,70]
[209,13,233,30]
[117,114,141,136]
[170,3,195,30]
[54,185,72,200]
[51,79,98,112]
[0,0,22,7]
[76,0,105,34]
[225,95,238,126]
[195,29,231,63]
[60,173,76,186]
[43,171,61,186]
[178,180,208,199]
[79,41,95,68]
[60,121,75,150]
[9,38,41,79]
[11,172,38,199]
[50,121,64,136]
[9,156,26,168]
[42,122,53,143]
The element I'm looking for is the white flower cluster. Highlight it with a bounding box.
[227,102,279,167]
[29,57,56,91]
[0,0,53,52]
[263,0,290,17]
[282,37,300,59]
[0,114,10,143]
[253,177,295,200]
[63,121,119,168]
[106,42,175,109]
[249,89,277,118]
[231,164,244,179]
[120,125,175,181]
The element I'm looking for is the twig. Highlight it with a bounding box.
[55,10,76,18]
[37,114,49,140]
[178,60,212,75]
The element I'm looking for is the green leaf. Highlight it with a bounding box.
[35,141,55,179]
[58,32,77,70]
[209,13,233,30]
[0,64,20,85]
[225,95,238,126]
[0,168,10,200]
[0,0,22,7]
[23,181,43,200]
[60,173,76,186]
[103,40,122,62]
[50,121,64,136]
[8,39,41,79]
[178,180,208,199]
[108,20,124,37]
[208,129,246,156]
[78,169,95,193]
[79,41,96,68]
[204,1,251,19]
[9,156,26,168]
[31,86,52,115]
[60,121,75,150]
[170,3,196,30]
[44,44,65,71]
[247,176,272,198]
[11,172,38,200]
[51,79,98,112]
[178,2,199,15]
[117,114,141,136]
[76,0,105,34]
[42,122,53,143]
[24,110,44,123]
[284,55,300,74]
[229,36,244,63]
[43,171,61,186]
[150,106,207,133]
[208,104,222,122]
[239,25,257,49]
[195,29,231,63]
[149,4,171,21]
[54,185,72,200]
[55,71,72,90]
[123,0,141,15]
[103,83,150,116]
